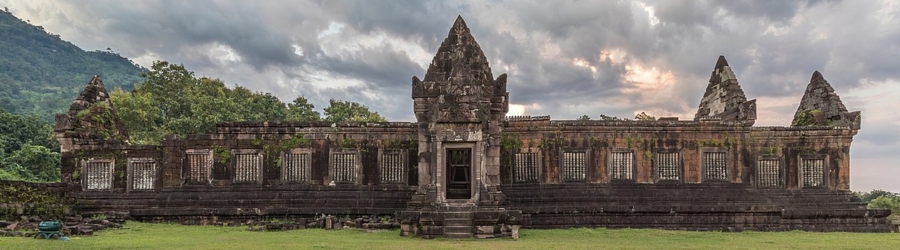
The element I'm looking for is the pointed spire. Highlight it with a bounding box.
[57,75,130,141]
[420,16,491,83]
[412,16,508,122]
[811,70,824,82]
[453,15,467,30]
[694,55,753,122]
[714,55,729,71]
[88,74,103,86]
[792,71,858,128]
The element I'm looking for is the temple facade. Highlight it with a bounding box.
[54,17,891,238]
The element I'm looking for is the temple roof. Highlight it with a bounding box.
[694,55,752,121]
[420,16,494,84]
[411,16,508,123]
[56,75,129,141]
[792,71,859,128]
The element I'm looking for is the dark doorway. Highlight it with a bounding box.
[446,148,471,199]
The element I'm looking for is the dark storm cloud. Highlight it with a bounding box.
[4,0,900,191]
[7,0,896,118]
[315,43,424,90]
[76,1,303,70]
[710,0,839,22]
[316,0,457,49]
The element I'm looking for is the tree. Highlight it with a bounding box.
[598,114,625,121]
[0,108,58,152]
[110,88,166,145]
[577,115,591,121]
[857,190,900,222]
[287,96,320,121]
[0,108,59,182]
[111,61,329,144]
[323,99,386,122]
[635,112,656,121]
[2,143,60,182]
[856,189,896,202]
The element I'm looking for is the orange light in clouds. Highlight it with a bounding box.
[571,57,597,75]
[623,64,675,93]
[599,49,626,64]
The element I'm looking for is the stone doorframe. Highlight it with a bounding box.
[436,142,479,203]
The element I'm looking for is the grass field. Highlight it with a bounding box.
[0,221,896,250]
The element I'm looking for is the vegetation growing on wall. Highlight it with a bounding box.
[500,133,523,151]
[75,102,121,140]
[792,109,821,127]
[634,112,656,121]
[73,150,128,190]
[334,137,358,148]
[212,145,231,164]
[0,184,70,220]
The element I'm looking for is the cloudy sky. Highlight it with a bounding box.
[3,0,898,192]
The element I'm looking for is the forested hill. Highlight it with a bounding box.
[0,9,145,121]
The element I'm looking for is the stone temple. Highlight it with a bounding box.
[54,16,891,238]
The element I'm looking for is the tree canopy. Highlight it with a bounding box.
[323,99,386,123]
[111,61,386,144]
[0,10,392,181]
[0,109,59,182]
[856,190,900,222]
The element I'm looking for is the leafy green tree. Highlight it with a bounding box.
[577,115,591,121]
[110,88,166,144]
[111,61,326,144]
[0,109,58,152]
[635,112,656,121]
[856,189,896,202]
[323,99,386,122]
[2,143,59,182]
[0,108,59,182]
[857,190,900,222]
[287,96,320,121]
[598,114,625,121]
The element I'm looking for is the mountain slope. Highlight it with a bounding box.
[0,9,145,121]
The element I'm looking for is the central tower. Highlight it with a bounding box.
[399,16,520,238]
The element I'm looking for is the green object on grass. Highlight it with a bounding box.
[34,220,64,239]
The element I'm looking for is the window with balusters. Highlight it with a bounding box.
[654,151,681,181]
[800,156,826,188]
[560,150,587,182]
[185,149,212,184]
[702,151,727,181]
[281,149,312,183]
[128,158,156,191]
[380,150,406,184]
[83,158,114,191]
[756,158,782,188]
[330,150,360,184]
[232,150,262,184]
[513,150,540,183]
[608,150,634,180]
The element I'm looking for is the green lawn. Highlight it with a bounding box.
[0,222,896,250]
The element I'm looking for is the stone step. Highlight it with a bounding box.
[443,232,473,238]
[443,218,473,226]
[445,204,477,212]
[441,212,473,219]
[443,225,474,234]
[445,225,473,230]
